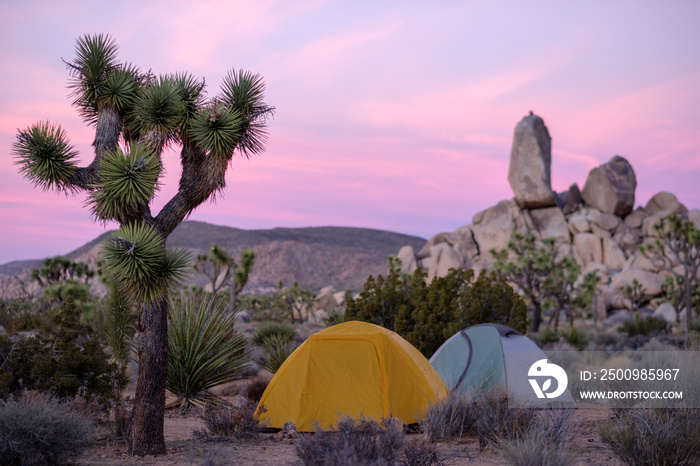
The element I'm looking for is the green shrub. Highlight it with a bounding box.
[559,325,588,351]
[618,312,669,337]
[347,268,527,358]
[166,295,249,409]
[251,322,297,346]
[0,300,122,405]
[295,416,404,466]
[241,377,270,403]
[0,392,94,466]
[258,334,297,374]
[537,327,560,346]
[420,391,475,441]
[599,408,700,466]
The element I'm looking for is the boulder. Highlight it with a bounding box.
[612,223,642,257]
[611,267,666,297]
[452,225,480,265]
[530,206,570,243]
[568,215,591,234]
[590,224,612,239]
[473,200,513,225]
[653,302,684,325]
[645,192,688,216]
[689,209,700,230]
[416,232,453,259]
[507,113,557,209]
[562,183,583,215]
[396,245,418,274]
[589,211,621,232]
[602,237,626,270]
[574,233,603,265]
[581,155,636,217]
[624,208,648,229]
[642,210,673,237]
[314,286,337,311]
[472,201,515,256]
[428,243,463,281]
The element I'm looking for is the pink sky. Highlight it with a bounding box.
[1,1,699,264]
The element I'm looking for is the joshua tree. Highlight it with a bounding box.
[640,213,700,332]
[194,244,255,314]
[12,34,273,455]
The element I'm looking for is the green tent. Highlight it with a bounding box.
[429,323,573,406]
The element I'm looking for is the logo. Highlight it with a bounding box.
[528,359,568,399]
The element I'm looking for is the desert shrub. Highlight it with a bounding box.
[498,429,574,466]
[347,268,527,358]
[472,387,537,451]
[402,440,445,466]
[251,322,297,346]
[295,416,404,466]
[559,325,588,350]
[323,309,345,327]
[258,334,297,374]
[420,391,475,441]
[599,408,700,466]
[199,400,265,439]
[0,300,122,405]
[241,377,270,403]
[0,298,38,329]
[0,392,94,465]
[618,312,669,337]
[537,327,559,346]
[167,295,249,409]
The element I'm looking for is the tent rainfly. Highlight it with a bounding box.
[255,321,448,431]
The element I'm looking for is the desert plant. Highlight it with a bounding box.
[0,299,123,405]
[194,245,255,314]
[295,416,404,466]
[402,440,446,466]
[258,334,297,374]
[537,326,560,346]
[558,325,588,351]
[599,408,700,466]
[12,32,273,455]
[251,322,297,346]
[240,377,269,403]
[0,392,94,466]
[166,295,249,409]
[498,429,575,466]
[640,212,700,333]
[472,387,538,451]
[199,400,265,439]
[420,391,475,441]
[617,312,669,337]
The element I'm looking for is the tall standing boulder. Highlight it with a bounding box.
[581,156,636,217]
[508,113,557,209]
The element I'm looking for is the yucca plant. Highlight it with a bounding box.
[12,33,273,456]
[167,296,249,410]
[258,334,297,374]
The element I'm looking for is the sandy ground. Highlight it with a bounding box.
[75,407,623,465]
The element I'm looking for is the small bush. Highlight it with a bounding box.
[537,327,560,346]
[472,388,537,451]
[251,322,297,346]
[258,334,297,374]
[420,391,475,441]
[559,325,588,350]
[498,429,574,466]
[241,377,269,403]
[200,400,266,439]
[0,392,94,465]
[599,408,700,466]
[295,416,404,466]
[618,312,668,337]
[402,440,445,466]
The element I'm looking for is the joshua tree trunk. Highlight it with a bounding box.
[130,298,169,456]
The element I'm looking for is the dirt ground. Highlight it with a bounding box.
[75,407,623,465]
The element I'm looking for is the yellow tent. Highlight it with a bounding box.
[255,321,447,431]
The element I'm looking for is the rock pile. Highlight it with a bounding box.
[397,113,699,323]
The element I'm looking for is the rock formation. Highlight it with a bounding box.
[395,112,699,325]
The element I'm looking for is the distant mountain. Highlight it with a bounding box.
[0,221,426,294]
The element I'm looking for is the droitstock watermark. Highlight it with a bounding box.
[505,351,700,409]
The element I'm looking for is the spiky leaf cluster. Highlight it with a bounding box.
[133,77,185,148]
[102,223,190,302]
[167,295,249,408]
[90,145,161,223]
[12,121,78,192]
[220,69,274,157]
[169,72,205,134]
[67,33,120,125]
[189,102,242,159]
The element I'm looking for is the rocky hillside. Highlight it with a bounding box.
[394,113,699,324]
[0,222,426,298]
